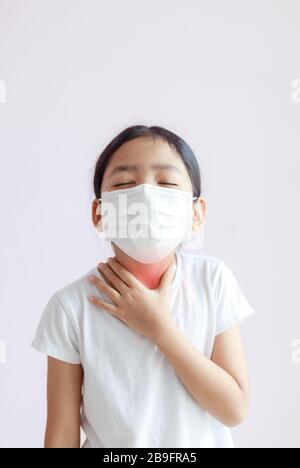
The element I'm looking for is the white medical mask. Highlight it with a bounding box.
[95,183,198,263]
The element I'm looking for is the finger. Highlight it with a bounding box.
[97,267,116,290]
[88,274,121,303]
[98,262,128,295]
[107,257,145,290]
[87,295,123,319]
[159,260,176,291]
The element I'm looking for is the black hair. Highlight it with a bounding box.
[93,125,201,199]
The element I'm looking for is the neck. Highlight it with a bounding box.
[112,245,177,290]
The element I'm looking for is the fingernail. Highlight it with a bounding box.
[88,295,95,302]
[88,275,95,283]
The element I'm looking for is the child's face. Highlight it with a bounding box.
[92,136,207,233]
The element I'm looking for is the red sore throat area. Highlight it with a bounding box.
[113,244,176,290]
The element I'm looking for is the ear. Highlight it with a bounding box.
[192,196,207,232]
[91,199,103,230]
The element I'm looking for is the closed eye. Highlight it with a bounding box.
[113,182,179,187]
[113,182,136,187]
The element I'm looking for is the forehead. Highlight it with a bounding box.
[106,136,184,169]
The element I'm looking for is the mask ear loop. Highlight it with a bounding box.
[194,194,205,242]
[192,195,204,221]
[94,198,115,258]
[177,195,202,255]
[192,195,200,209]
[95,198,102,216]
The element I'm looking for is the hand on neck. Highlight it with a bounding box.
[112,244,177,290]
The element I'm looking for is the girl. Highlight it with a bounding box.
[31,125,255,448]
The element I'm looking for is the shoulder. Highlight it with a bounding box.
[48,266,99,321]
[179,251,226,277]
[32,268,98,364]
[178,251,240,294]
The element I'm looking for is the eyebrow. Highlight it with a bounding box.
[108,163,181,177]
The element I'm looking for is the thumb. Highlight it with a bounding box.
[159,260,176,291]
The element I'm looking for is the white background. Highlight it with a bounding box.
[0,0,299,448]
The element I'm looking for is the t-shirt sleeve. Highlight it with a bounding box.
[213,261,255,336]
[31,292,81,364]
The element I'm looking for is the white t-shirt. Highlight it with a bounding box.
[31,251,255,448]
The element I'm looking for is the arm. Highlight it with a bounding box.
[154,323,250,428]
[45,356,83,448]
